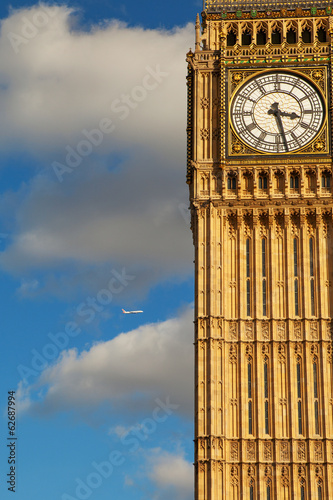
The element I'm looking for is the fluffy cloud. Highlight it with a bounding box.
[20,307,194,419]
[147,449,193,500]
[0,5,194,294]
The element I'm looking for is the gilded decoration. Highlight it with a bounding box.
[226,66,330,159]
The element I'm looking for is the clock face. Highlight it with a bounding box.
[230,71,325,154]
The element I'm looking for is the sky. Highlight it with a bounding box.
[0,2,202,499]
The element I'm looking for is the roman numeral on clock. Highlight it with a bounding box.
[246,123,256,132]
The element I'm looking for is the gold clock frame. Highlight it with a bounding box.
[226,66,330,158]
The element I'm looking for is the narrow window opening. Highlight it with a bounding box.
[228,176,236,190]
[318,485,322,500]
[309,238,314,277]
[263,280,267,316]
[290,175,299,189]
[242,30,252,46]
[302,28,312,43]
[298,401,303,434]
[272,29,281,44]
[318,27,327,42]
[248,400,253,434]
[227,31,237,46]
[294,239,298,277]
[247,281,251,316]
[267,485,271,500]
[259,175,268,189]
[264,363,268,398]
[294,280,299,316]
[297,362,303,434]
[248,362,252,399]
[287,29,296,43]
[250,486,254,500]
[257,29,266,45]
[315,401,320,434]
[246,239,250,278]
[301,485,305,500]
[313,362,318,399]
[322,173,331,188]
[265,400,269,434]
[310,280,315,316]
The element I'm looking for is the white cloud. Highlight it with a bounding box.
[0,5,194,294]
[147,449,193,500]
[20,307,194,419]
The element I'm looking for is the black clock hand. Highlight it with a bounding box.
[268,103,289,152]
[279,111,300,120]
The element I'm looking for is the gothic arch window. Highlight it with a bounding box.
[227,27,237,46]
[259,173,268,190]
[227,174,237,190]
[321,171,331,189]
[306,170,316,192]
[243,171,253,193]
[309,238,315,316]
[302,27,312,43]
[274,170,284,192]
[257,28,267,45]
[290,173,300,190]
[297,360,303,434]
[294,238,300,316]
[248,356,253,434]
[264,359,270,434]
[317,26,327,42]
[271,27,282,44]
[241,25,252,45]
[246,239,251,317]
[313,358,320,434]
[287,28,297,44]
[262,239,267,316]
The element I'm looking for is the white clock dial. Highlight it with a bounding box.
[230,71,325,154]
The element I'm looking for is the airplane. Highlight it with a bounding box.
[122,309,143,314]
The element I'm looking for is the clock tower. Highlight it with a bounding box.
[187,1,333,498]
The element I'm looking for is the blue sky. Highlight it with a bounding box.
[0,2,200,499]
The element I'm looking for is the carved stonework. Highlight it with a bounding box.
[310,321,318,340]
[278,344,286,364]
[298,442,306,461]
[281,465,290,487]
[294,321,302,340]
[230,465,239,485]
[262,321,269,340]
[314,442,323,461]
[245,321,254,340]
[327,320,333,340]
[263,442,272,461]
[229,345,237,363]
[230,441,238,461]
[277,322,286,340]
[247,441,255,461]
[280,441,289,461]
[229,322,237,340]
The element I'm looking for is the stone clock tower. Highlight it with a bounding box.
[187,1,333,498]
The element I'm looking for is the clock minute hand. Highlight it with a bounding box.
[279,111,300,120]
[268,102,289,153]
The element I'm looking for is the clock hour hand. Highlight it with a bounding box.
[268,102,289,152]
[279,110,300,120]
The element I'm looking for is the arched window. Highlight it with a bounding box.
[287,29,297,44]
[302,28,312,43]
[227,31,237,46]
[297,361,303,434]
[259,174,268,190]
[272,29,281,44]
[242,29,252,46]
[290,174,299,189]
[322,172,331,188]
[257,29,267,45]
[318,27,327,42]
[227,175,236,190]
[248,359,253,434]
